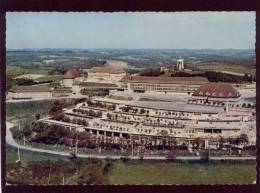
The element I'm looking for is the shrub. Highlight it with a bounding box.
[10,126,22,139]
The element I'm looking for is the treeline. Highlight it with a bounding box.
[139,67,162,76]
[49,99,87,116]
[171,71,254,83]
[138,67,254,83]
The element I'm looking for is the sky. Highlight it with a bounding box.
[6,12,255,49]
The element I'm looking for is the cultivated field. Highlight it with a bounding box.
[194,63,255,75]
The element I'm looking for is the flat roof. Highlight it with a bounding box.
[9,85,52,93]
[94,97,223,114]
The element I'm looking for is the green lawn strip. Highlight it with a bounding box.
[5,145,68,164]
[108,160,256,184]
[35,75,63,82]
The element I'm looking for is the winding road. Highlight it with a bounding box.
[6,121,256,161]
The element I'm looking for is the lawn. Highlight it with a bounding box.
[35,75,63,82]
[6,100,52,122]
[195,63,255,75]
[108,160,256,184]
[6,66,49,78]
[6,145,68,164]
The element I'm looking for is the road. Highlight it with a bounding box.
[5,121,256,161]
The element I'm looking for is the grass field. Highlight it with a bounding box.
[195,63,255,75]
[108,160,256,184]
[35,74,63,82]
[6,66,49,78]
[6,100,52,123]
[6,145,68,164]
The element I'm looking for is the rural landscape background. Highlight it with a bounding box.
[5,12,256,185]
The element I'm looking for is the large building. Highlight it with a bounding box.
[188,83,241,107]
[87,66,126,83]
[39,96,256,146]
[61,69,83,87]
[119,75,209,93]
[8,85,52,99]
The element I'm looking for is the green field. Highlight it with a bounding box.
[6,145,68,164]
[195,63,255,75]
[6,100,52,122]
[6,66,49,78]
[108,160,256,184]
[35,74,63,82]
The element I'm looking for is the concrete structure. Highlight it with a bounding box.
[79,82,118,96]
[52,87,73,97]
[176,58,184,71]
[40,96,256,146]
[119,75,209,93]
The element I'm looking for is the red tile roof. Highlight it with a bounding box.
[63,69,82,79]
[120,75,209,84]
[9,85,52,93]
[193,83,241,98]
[89,66,126,74]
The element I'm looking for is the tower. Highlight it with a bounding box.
[176,58,184,71]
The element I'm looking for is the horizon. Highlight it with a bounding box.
[6,48,255,51]
[6,12,255,50]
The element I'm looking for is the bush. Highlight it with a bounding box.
[140,67,162,76]
[22,124,32,137]
[103,162,113,174]
[10,126,22,139]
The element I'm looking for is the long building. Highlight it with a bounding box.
[40,96,255,146]
[119,75,209,93]
[8,85,52,99]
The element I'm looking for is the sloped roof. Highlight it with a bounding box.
[63,69,82,79]
[192,83,241,98]
[119,75,209,84]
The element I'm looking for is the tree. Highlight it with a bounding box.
[239,133,249,144]
[22,124,32,137]
[82,119,88,126]
[35,113,41,120]
[106,113,112,120]
[49,101,63,115]
[10,126,22,139]
[52,113,64,121]
[140,108,146,114]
